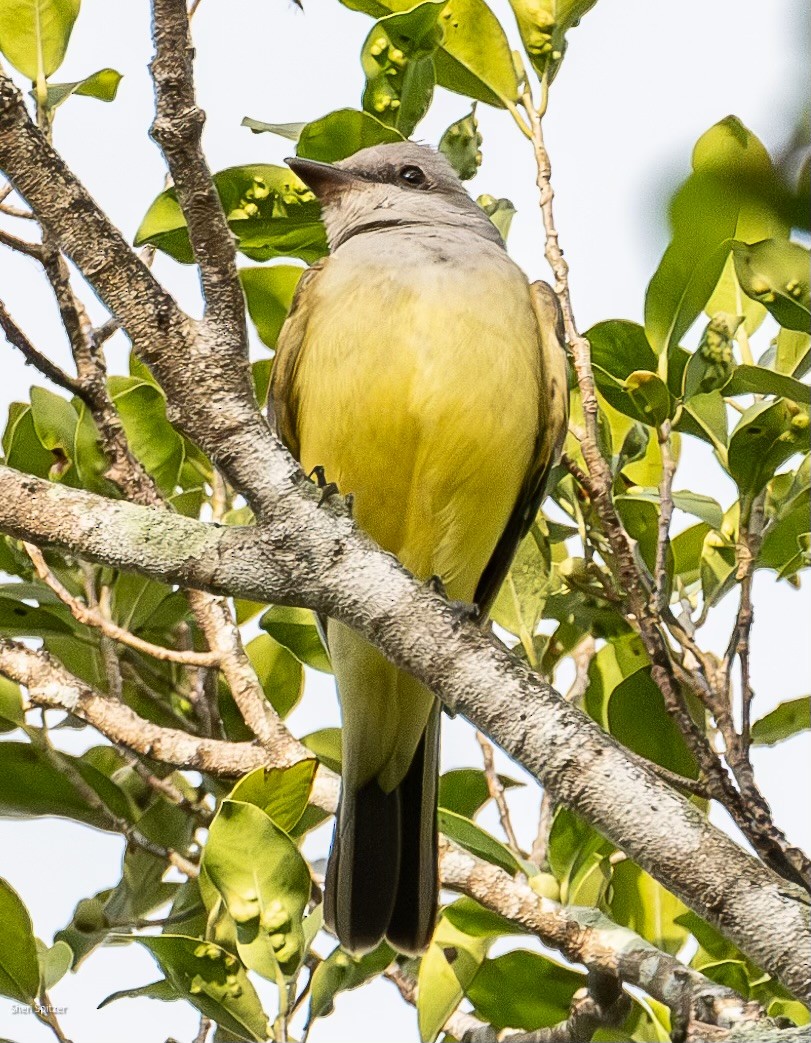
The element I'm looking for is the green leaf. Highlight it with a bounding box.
[467,951,584,1031]
[676,390,729,453]
[3,402,63,480]
[72,400,116,494]
[134,935,269,1042]
[108,377,184,494]
[136,165,327,265]
[547,806,614,905]
[361,2,445,136]
[724,363,811,404]
[341,0,518,107]
[646,118,782,356]
[37,939,72,991]
[308,943,394,1021]
[733,239,810,333]
[0,594,73,637]
[476,193,516,240]
[0,878,40,1004]
[298,109,404,161]
[300,727,342,773]
[701,527,737,609]
[625,370,674,426]
[439,105,481,180]
[491,523,551,639]
[588,321,657,383]
[706,254,767,336]
[45,67,122,108]
[586,321,669,426]
[507,0,597,83]
[241,118,306,141]
[750,697,810,746]
[437,809,522,874]
[243,633,304,718]
[259,605,331,672]
[616,489,723,531]
[29,385,79,482]
[442,896,528,938]
[614,496,667,578]
[773,329,811,378]
[202,800,311,978]
[609,670,699,779]
[727,399,809,500]
[418,911,489,1042]
[228,760,317,833]
[759,497,810,580]
[438,767,521,819]
[242,109,404,162]
[608,861,689,956]
[240,266,303,351]
[432,0,520,106]
[0,0,80,79]
[98,978,178,1009]
[0,742,132,830]
[584,633,648,729]
[0,675,24,732]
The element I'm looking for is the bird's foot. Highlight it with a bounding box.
[426,575,480,628]
[308,465,341,507]
[448,599,481,628]
[426,574,448,598]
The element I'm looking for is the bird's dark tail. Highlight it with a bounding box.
[324,704,440,955]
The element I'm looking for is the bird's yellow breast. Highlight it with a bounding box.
[293,233,541,601]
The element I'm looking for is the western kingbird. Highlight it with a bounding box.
[269,142,568,955]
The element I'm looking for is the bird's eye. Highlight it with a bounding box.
[398,165,427,187]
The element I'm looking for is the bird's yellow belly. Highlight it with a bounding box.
[294,255,540,601]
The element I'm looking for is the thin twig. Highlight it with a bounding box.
[24,543,222,667]
[191,1016,211,1043]
[385,965,484,1040]
[476,730,522,853]
[0,224,42,256]
[120,747,213,824]
[0,297,83,395]
[35,993,73,1043]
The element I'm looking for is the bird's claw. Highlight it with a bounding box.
[427,574,448,598]
[448,599,481,627]
[427,575,480,627]
[308,465,341,507]
[318,482,340,507]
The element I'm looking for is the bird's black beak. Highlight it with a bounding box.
[286,156,363,199]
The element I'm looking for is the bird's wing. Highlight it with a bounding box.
[268,259,328,459]
[269,259,332,650]
[473,280,570,616]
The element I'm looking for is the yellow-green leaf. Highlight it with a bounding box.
[0,0,80,80]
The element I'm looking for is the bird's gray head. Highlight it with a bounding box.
[287,142,503,251]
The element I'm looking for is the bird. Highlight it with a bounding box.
[269,141,568,956]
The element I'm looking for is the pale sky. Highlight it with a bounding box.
[0,0,808,1041]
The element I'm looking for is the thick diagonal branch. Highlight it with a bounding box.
[1,465,808,1002]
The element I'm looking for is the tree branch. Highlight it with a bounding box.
[0,296,83,396]
[0,630,783,1035]
[439,840,765,1040]
[519,86,810,892]
[24,542,221,667]
[1,465,808,1001]
[149,0,246,334]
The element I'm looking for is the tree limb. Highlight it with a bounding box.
[149,0,246,334]
[1,465,808,1002]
